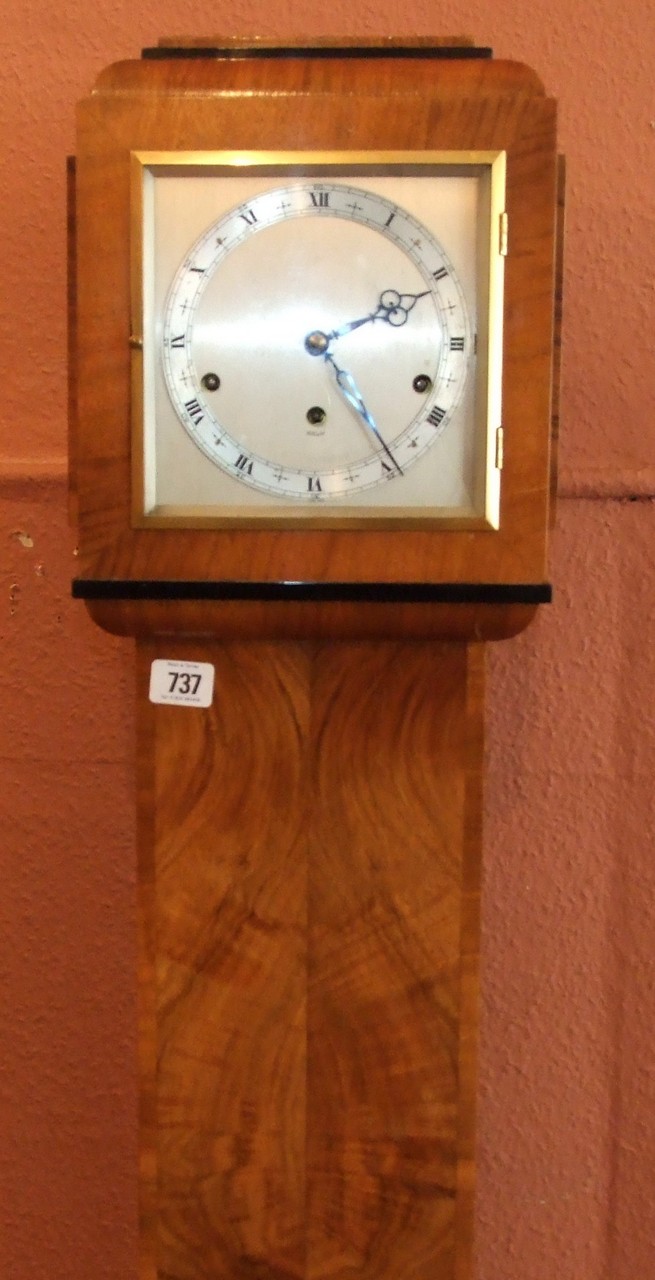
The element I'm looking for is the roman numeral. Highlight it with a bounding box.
[432,266,448,281]
[310,190,330,207]
[240,208,257,226]
[450,337,465,351]
[427,405,446,427]
[235,453,254,474]
[384,210,397,228]
[170,334,185,349]
[184,398,204,424]
[308,476,322,492]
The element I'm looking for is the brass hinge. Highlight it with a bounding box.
[499,211,509,256]
[495,426,504,470]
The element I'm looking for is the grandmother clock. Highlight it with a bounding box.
[70,37,560,1280]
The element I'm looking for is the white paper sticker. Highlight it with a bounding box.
[149,659,215,708]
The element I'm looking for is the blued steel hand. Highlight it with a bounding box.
[303,288,429,474]
[323,351,403,476]
[327,288,431,341]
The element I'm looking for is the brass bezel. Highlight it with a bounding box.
[130,149,506,532]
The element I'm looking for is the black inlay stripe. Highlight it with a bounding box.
[141,46,493,62]
[73,579,551,605]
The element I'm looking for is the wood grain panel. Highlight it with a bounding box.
[141,642,310,1279]
[87,598,539,644]
[136,639,483,1280]
[307,644,470,1280]
[95,54,545,99]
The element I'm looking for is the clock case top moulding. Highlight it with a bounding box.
[69,38,562,642]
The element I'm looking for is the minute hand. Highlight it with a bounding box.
[325,352,403,477]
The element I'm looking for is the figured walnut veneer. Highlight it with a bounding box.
[137,640,483,1280]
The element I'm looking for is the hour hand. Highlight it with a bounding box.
[327,288,432,341]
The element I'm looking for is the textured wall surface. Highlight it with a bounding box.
[1,1,654,1278]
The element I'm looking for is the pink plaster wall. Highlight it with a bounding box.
[1,3,654,1278]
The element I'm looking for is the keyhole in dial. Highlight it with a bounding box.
[306,406,326,425]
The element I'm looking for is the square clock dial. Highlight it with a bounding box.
[131,151,506,529]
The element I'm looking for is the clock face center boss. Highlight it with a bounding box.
[162,183,469,500]
[135,153,506,525]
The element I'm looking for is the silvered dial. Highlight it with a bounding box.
[161,182,471,501]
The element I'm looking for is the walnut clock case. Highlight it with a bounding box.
[70,39,561,1280]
